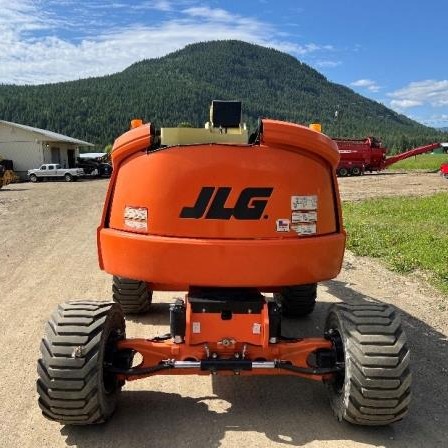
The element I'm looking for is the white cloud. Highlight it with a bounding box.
[388,80,448,108]
[420,114,448,127]
[350,79,381,93]
[0,1,335,85]
[0,0,58,33]
[315,60,342,68]
[390,99,423,109]
[148,1,173,11]
[183,6,235,22]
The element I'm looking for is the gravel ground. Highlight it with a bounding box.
[338,171,448,201]
[0,172,447,448]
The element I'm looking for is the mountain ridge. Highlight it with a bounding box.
[0,40,444,149]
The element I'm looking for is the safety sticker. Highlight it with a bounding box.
[276,219,290,232]
[252,323,261,334]
[291,211,317,223]
[124,219,147,230]
[192,322,201,333]
[292,223,317,235]
[291,195,318,211]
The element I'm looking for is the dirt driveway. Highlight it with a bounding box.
[339,171,448,201]
[0,173,447,448]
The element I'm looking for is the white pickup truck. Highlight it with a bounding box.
[28,164,84,182]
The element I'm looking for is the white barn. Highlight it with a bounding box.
[0,120,94,178]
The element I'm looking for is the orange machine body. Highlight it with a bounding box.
[98,119,346,290]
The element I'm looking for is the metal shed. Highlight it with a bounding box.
[0,120,94,179]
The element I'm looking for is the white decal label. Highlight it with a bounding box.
[124,206,148,231]
[252,323,261,334]
[124,219,147,231]
[124,206,147,220]
[192,322,201,334]
[292,211,317,223]
[292,223,317,235]
[291,195,318,211]
[276,219,290,232]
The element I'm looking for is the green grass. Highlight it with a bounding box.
[387,153,447,171]
[343,193,448,295]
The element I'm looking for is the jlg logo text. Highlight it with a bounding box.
[180,187,273,220]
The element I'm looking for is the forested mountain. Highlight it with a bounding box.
[0,40,444,151]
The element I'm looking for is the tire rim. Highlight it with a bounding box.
[103,328,122,394]
[327,328,345,394]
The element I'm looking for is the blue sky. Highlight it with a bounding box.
[0,0,447,127]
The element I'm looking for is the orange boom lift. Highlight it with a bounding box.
[37,101,412,426]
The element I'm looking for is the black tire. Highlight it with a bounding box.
[37,301,126,425]
[351,167,362,176]
[64,173,73,182]
[338,168,349,177]
[325,303,411,426]
[112,276,153,314]
[275,283,317,317]
[30,174,38,183]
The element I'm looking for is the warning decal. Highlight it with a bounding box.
[292,223,317,235]
[291,195,318,211]
[291,211,317,223]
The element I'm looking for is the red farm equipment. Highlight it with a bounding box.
[441,162,448,179]
[333,137,440,177]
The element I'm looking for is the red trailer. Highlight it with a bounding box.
[333,137,440,176]
[441,162,448,178]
